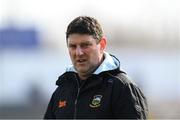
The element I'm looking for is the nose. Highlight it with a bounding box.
[76,46,84,56]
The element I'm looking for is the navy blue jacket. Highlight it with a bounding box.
[44,69,148,119]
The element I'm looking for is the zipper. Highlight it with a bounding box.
[73,73,88,119]
[74,87,80,119]
[73,74,80,119]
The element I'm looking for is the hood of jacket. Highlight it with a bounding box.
[66,52,120,74]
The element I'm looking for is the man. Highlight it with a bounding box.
[44,16,148,119]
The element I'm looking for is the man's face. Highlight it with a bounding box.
[67,34,105,78]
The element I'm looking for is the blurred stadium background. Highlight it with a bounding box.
[0,0,179,119]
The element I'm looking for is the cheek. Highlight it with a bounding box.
[69,51,75,60]
[89,49,100,60]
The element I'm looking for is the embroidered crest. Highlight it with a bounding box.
[89,95,102,108]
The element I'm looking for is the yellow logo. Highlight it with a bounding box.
[89,95,102,108]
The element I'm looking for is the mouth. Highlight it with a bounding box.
[76,59,87,64]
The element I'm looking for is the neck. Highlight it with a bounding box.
[78,75,89,80]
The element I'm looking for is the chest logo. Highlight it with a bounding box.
[89,95,102,108]
[58,100,67,108]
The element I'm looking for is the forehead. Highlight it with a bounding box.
[67,34,96,44]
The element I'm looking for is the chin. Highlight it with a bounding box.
[77,68,88,73]
[77,69,87,73]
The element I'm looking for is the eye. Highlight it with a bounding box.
[68,44,76,49]
[81,43,92,48]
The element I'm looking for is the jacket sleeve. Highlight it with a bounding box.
[111,74,148,119]
[44,91,56,119]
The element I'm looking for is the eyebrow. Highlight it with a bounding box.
[68,40,92,45]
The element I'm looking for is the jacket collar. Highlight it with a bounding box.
[66,52,120,74]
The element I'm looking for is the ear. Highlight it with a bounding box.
[99,36,107,51]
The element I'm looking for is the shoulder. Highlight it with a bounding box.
[55,72,76,86]
[109,71,147,105]
[116,72,137,86]
[105,71,144,98]
[52,72,76,96]
[105,70,137,87]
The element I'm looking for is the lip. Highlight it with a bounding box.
[76,59,87,64]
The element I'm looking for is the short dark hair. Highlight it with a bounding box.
[66,16,103,43]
